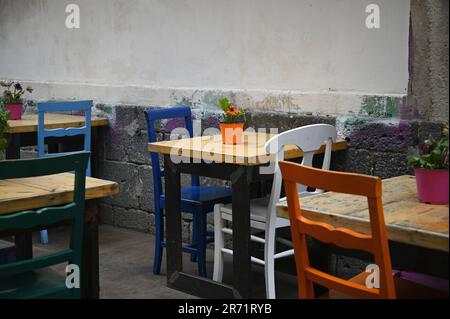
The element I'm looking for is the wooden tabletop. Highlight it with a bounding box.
[5,114,109,134]
[0,173,118,215]
[148,132,347,165]
[277,175,449,252]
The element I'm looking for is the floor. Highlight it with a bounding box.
[29,224,299,299]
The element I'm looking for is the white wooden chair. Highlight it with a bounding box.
[212,124,337,299]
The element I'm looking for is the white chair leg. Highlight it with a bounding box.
[264,227,276,299]
[213,204,224,282]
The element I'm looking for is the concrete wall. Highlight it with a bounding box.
[1,0,410,115]
[408,0,449,122]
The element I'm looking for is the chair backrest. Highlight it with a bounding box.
[0,152,90,298]
[279,161,396,299]
[37,100,93,176]
[144,107,199,209]
[263,124,337,232]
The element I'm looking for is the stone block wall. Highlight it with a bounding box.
[91,104,445,241]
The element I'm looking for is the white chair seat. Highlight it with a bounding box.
[219,197,290,228]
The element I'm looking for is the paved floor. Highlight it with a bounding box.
[31,224,299,299]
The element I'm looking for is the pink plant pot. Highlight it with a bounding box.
[5,103,23,120]
[414,168,449,205]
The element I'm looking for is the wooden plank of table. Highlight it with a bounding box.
[148,132,347,165]
[0,173,118,215]
[6,114,109,134]
[277,175,449,252]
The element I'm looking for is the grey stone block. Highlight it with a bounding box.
[246,111,336,133]
[373,152,411,179]
[104,105,154,165]
[417,121,444,144]
[99,202,115,225]
[113,206,153,233]
[332,148,375,175]
[100,160,141,210]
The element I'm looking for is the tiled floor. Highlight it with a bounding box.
[30,224,299,299]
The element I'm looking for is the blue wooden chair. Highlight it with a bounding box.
[145,106,232,277]
[0,152,89,299]
[37,100,93,245]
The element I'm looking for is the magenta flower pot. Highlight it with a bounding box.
[5,103,23,120]
[414,168,449,205]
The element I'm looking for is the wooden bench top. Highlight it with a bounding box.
[6,114,109,134]
[148,132,347,165]
[277,175,449,252]
[0,173,118,215]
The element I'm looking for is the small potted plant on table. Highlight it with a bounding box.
[0,103,9,160]
[218,97,246,145]
[408,126,449,205]
[1,81,33,120]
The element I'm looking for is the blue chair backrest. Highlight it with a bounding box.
[37,100,92,176]
[144,107,200,206]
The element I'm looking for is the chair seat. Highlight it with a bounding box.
[0,268,73,299]
[320,271,448,299]
[161,186,232,207]
[219,197,290,227]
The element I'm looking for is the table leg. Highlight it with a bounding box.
[5,133,21,159]
[164,155,183,283]
[231,166,252,298]
[81,199,100,299]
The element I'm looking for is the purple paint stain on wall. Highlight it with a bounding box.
[163,115,197,133]
[204,115,220,129]
[347,120,415,152]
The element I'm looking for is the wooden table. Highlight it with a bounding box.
[148,132,347,298]
[277,175,449,253]
[0,173,118,298]
[5,114,109,170]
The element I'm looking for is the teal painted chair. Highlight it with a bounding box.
[0,152,89,299]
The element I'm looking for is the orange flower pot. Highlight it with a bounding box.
[220,122,244,145]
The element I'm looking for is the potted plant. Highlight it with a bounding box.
[0,81,33,120]
[0,103,9,160]
[218,97,246,145]
[408,126,449,205]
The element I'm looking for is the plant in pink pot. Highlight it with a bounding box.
[408,125,449,205]
[1,80,33,120]
[0,103,9,160]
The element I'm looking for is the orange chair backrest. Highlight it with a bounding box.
[278,161,396,299]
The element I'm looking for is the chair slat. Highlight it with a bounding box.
[298,216,374,253]
[304,267,380,299]
[0,204,78,232]
[281,163,381,198]
[43,126,87,138]
[0,152,89,179]
[0,250,73,277]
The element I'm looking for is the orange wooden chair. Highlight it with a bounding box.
[279,161,447,299]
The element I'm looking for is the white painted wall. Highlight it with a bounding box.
[0,0,410,113]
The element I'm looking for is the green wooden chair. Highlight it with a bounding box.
[0,152,89,299]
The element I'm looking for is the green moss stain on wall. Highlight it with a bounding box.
[360,96,401,118]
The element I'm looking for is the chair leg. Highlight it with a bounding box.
[153,209,164,274]
[40,230,49,245]
[195,212,207,277]
[213,204,224,282]
[264,227,276,299]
